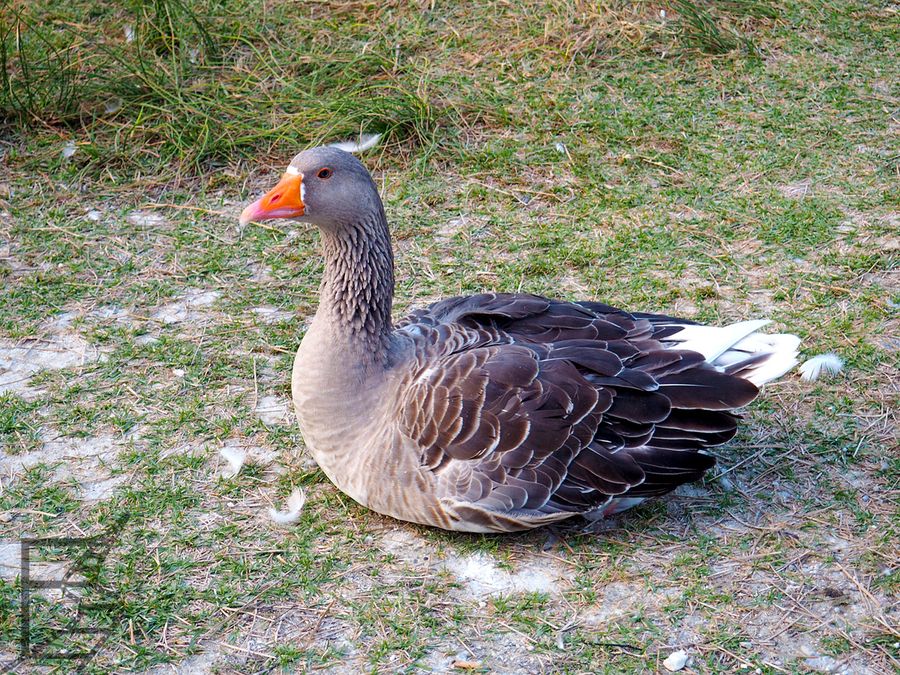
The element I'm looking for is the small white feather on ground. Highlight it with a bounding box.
[219,445,246,478]
[331,133,382,153]
[799,353,844,381]
[269,488,306,525]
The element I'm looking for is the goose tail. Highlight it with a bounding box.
[657,319,801,386]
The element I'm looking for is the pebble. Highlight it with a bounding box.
[663,650,688,672]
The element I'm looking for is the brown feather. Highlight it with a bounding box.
[394,294,769,527]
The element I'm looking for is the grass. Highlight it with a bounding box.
[1,0,801,178]
[1,0,898,672]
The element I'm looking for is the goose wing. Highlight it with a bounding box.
[397,293,759,531]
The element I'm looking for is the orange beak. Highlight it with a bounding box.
[239,171,305,226]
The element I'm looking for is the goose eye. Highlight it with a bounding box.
[317,167,333,179]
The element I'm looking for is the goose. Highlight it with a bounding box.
[239,146,801,533]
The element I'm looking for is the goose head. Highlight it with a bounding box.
[239,146,382,232]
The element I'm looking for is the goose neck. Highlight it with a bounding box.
[316,207,395,355]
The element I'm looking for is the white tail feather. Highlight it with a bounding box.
[665,319,770,362]
[665,320,800,386]
[734,333,801,385]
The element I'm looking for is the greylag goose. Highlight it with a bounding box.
[240,146,801,533]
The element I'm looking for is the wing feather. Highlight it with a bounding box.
[398,293,758,528]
